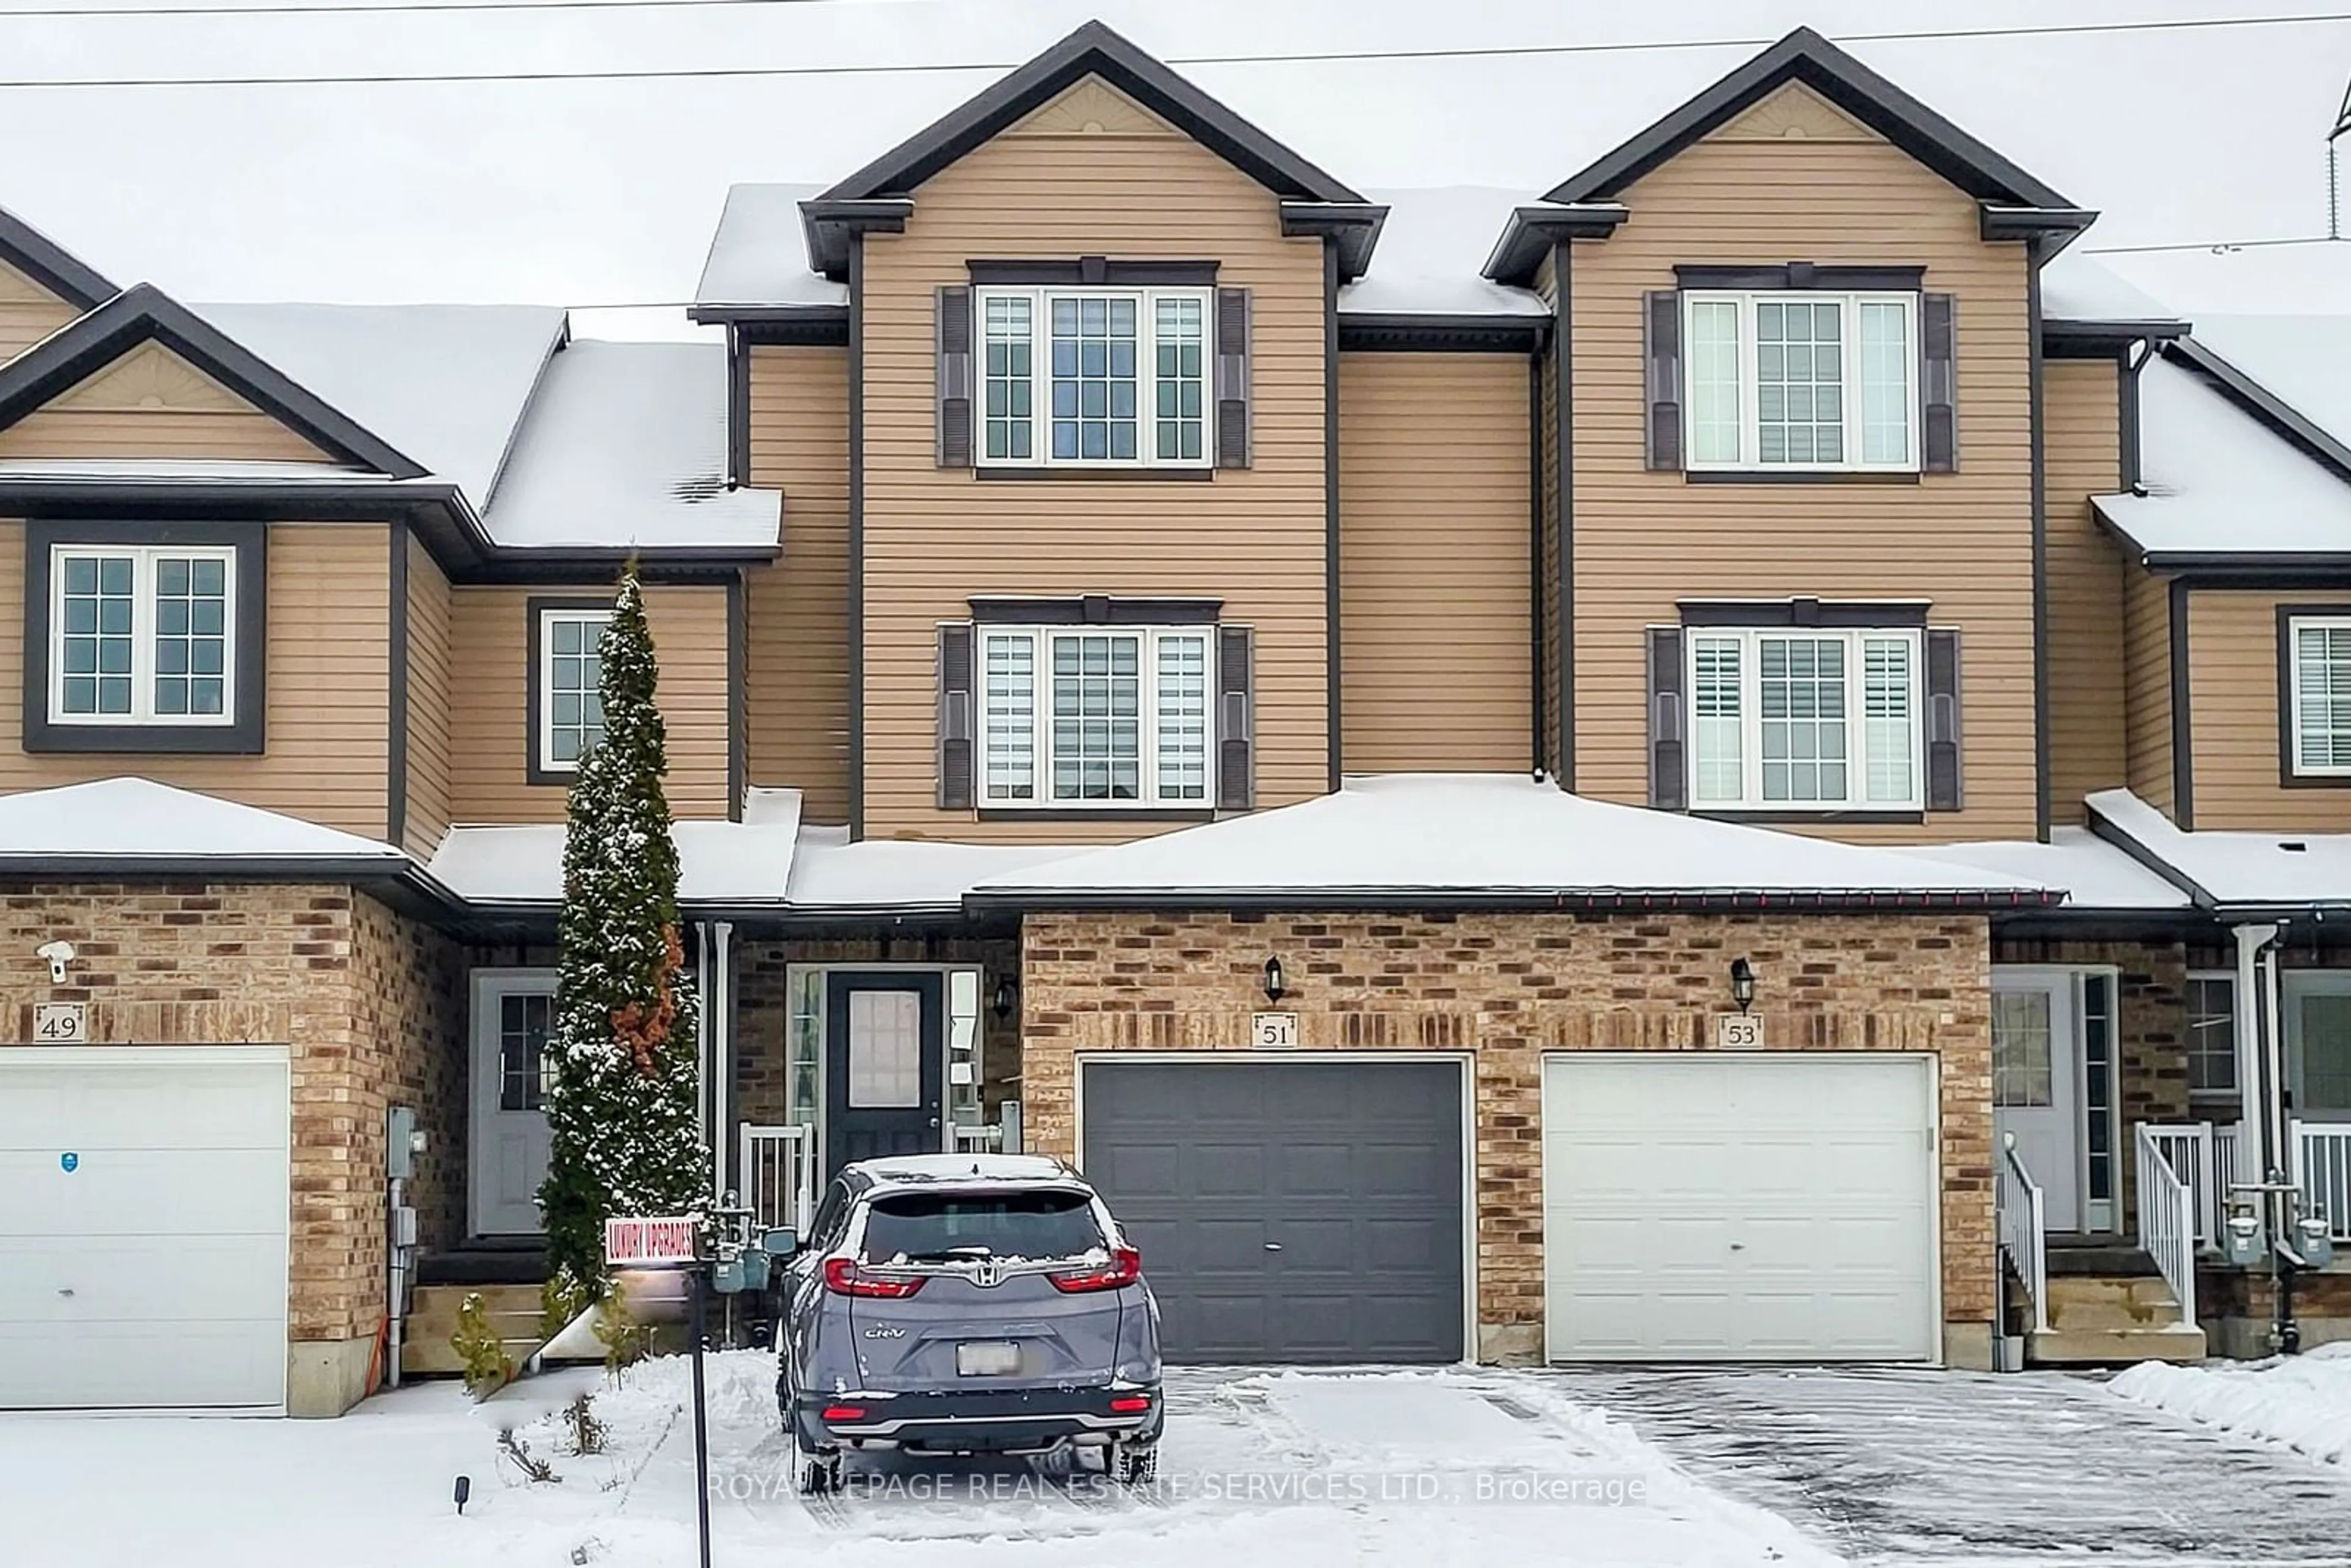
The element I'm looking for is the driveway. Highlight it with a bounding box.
[1546,1366,2351,1565]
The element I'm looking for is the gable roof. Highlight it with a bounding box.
[0,206,116,311]
[0,283,425,477]
[0,777,406,876]
[1542,26,2075,213]
[815,20,1363,208]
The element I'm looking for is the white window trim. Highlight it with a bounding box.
[48,542,239,727]
[1681,289,1922,474]
[536,607,612,776]
[979,625,1217,810]
[1686,626,1926,812]
[972,285,1215,470]
[2287,613,2351,777]
[2185,969,2240,1097]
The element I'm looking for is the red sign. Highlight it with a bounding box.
[606,1215,699,1266]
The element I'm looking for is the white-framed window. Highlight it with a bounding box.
[48,544,238,726]
[1686,627,1924,811]
[978,625,1213,808]
[2288,615,2351,776]
[538,608,611,772]
[975,287,1212,468]
[2186,972,2238,1096]
[1682,290,1919,471]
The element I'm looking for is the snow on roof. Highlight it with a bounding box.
[2088,787,2351,909]
[0,777,402,862]
[1342,187,1548,317]
[1910,827,2190,911]
[2039,252,2178,325]
[970,774,2055,902]
[2093,355,2351,561]
[855,1153,1076,1186]
[785,831,1089,912]
[0,458,395,482]
[195,302,565,503]
[694,183,845,311]
[480,339,779,552]
[2188,315,2351,456]
[426,788,801,905]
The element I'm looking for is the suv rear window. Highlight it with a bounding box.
[859,1189,1104,1264]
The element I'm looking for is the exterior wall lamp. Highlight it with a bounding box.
[1262,956,1286,1003]
[1729,956,1757,1015]
[991,975,1019,1023]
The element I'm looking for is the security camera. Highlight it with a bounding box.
[36,940,73,983]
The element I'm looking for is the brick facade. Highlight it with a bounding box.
[0,882,465,1412]
[1020,910,1995,1362]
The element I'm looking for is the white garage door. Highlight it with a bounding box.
[1543,1053,1937,1362]
[0,1047,290,1409]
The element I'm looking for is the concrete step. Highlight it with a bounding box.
[400,1283,547,1378]
[2046,1275,2187,1330]
[2030,1322,2208,1365]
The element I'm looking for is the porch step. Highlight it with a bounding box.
[2026,1272,2207,1365]
[400,1283,548,1378]
[2029,1323,2208,1364]
[2045,1242,2162,1277]
[414,1244,549,1287]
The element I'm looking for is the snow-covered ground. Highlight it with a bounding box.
[2111,1345,2351,1469]
[0,1356,1833,1568]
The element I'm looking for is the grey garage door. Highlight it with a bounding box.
[1079,1059,1466,1363]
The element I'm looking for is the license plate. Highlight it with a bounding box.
[955,1340,1021,1376]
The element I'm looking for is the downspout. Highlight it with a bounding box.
[694,921,711,1155]
[2233,921,2279,1178]
[711,921,737,1205]
[2259,928,2300,1353]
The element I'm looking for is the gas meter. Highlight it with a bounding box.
[2295,1210,2336,1269]
[2221,1202,2267,1267]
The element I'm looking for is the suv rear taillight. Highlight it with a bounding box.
[1048,1245,1141,1294]
[823,1256,926,1298]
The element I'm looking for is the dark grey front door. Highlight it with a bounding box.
[1080,1058,1465,1363]
[824,972,943,1176]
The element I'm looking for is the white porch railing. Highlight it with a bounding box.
[739,1123,817,1234]
[2301,1122,2351,1242]
[2144,1120,2351,1245]
[951,1122,1003,1153]
[1998,1133,2049,1334]
[2135,1125,2199,1329]
[2143,1123,2220,1244]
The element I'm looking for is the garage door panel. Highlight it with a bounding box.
[0,1149,288,1237]
[0,1067,286,1150]
[1081,1059,1464,1364]
[1544,1055,1936,1363]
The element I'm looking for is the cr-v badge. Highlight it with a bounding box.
[861,1325,907,1340]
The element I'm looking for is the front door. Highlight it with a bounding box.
[2285,973,2351,1117]
[823,972,944,1176]
[471,971,556,1237]
[1993,973,2083,1234]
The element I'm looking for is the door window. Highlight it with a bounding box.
[1992,989,2055,1108]
[2300,992,2351,1112]
[846,990,923,1108]
[498,991,552,1112]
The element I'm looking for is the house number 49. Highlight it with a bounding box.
[34,1003,88,1043]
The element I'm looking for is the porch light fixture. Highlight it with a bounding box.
[1262,956,1286,1003]
[1729,957,1757,1015]
[991,975,1019,1023]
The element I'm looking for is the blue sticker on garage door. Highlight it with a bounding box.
[60,1152,78,1172]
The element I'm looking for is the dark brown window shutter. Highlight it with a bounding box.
[1216,623,1254,809]
[1922,292,1957,473]
[1644,290,1683,471]
[937,286,973,469]
[1648,625,1685,810]
[1925,627,1963,811]
[937,621,975,809]
[1215,288,1251,469]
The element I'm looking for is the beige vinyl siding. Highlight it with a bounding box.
[1338,353,1531,771]
[2188,590,2351,831]
[858,76,1329,844]
[0,342,338,465]
[0,260,78,364]
[2043,359,2127,822]
[0,520,391,835]
[402,531,453,856]
[744,343,851,822]
[2122,565,2175,817]
[446,584,734,823]
[1567,125,2036,843]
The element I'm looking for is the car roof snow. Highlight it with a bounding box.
[848,1153,1082,1188]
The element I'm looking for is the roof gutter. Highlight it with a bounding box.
[1482,204,1630,287]
[961,886,2062,915]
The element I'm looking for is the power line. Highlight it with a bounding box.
[2080,233,2347,255]
[0,0,877,16]
[0,9,2348,87]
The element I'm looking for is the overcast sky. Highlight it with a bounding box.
[3,0,2347,333]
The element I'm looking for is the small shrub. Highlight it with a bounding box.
[452,1292,514,1398]
[498,1427,559,1484]
[594,1276,656,1373]
[565,1394,607,1457]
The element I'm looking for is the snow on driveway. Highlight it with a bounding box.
[2112,1344,2351,1469]
[0,1356,1831,1568]
[1550,1365,2351,1566]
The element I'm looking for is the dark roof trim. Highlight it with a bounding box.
[1678,595,1930,628]
[801,199,912,282]
[0,208,116,310]
[1336,312,1549,354]
[1278,202,1387,281]
[1676,262,1924,292]
[689,304,851,340]
[1482,204,1630,287]
[1541,27,2074,212]
[1979,204,2099,244]
[968,257,1220,287]
[2044,318,2190,359]
[2165,334,2351,486]
[815,20,1362,210]
[968,594,1222,626]
[2132,555,2351,583]
[961,887,2061,915]
[0,285,426,478]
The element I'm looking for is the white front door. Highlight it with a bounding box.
[471,970,557,1237]
[1993,972,2082,1234]
[2285,973,2351,1117]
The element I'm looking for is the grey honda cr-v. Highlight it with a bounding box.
[773,1153,1163,1495]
